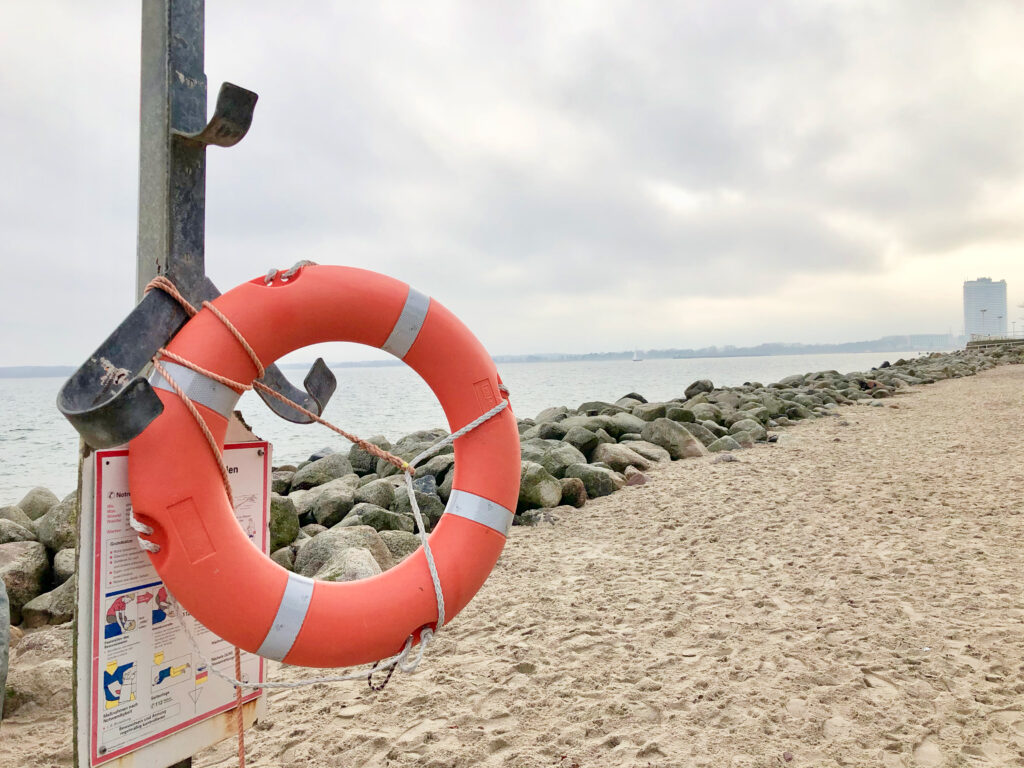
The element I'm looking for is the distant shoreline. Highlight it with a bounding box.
[0,338,961,378]
[0,366,77,379]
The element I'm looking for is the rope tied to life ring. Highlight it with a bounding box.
[127,267,513,766]
[132,269,510,666]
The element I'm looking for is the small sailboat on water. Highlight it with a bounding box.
[633,349,642,362]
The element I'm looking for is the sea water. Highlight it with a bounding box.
[0,350,932,504]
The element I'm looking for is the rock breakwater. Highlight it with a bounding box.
[1,345,1022,718]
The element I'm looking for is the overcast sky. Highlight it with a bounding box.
[2,1,1023,366]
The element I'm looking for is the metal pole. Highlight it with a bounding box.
[139,5,203,766]
[136,0,208,304]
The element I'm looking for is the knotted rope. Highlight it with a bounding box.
[129,268,511,767]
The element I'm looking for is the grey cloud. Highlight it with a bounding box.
[2,1,1023,364]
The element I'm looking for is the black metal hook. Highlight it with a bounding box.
[57,278,338,449]
[174,82,258,147]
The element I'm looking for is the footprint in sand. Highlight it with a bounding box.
[677,647,703,663]
[912,736,944,766]
[961,739,1017,764]
[822,714,851,739]
[862,669,898,694]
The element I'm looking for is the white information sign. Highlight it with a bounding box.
[77,441,269,766]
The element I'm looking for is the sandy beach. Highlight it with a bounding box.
[5,364,1024,767]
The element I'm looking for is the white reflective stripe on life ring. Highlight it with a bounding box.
[149,360,241,419]
[381,287,430,359]
[445,489,514,536]
[256,572,316,662]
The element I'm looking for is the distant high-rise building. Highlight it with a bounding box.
[963,277,1007,336]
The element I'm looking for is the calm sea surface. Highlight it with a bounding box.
[0,351,932,505]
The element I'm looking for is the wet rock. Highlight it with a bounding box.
[620,440,672,463]
[53,549,76,585]
[0,519,35,545]
[577,400,621,416]
[307,476,360,528]
[393,488,446,531]
[517,508,558,526]
[590,443,650,473]
[21,577,76,628]
[271,469,294,495]
[0,506,33,529]
[708,435,743,452]
[438,468,454,503]
[538,443,588,479]
[379,530,421,563]
[33,491,77,554]
[377,429,451,477]
[785,404,814,420]
[535,405,570,423]
[775,373,805,388]
[631,402,667,422]
[665,406,695,423]
[0,542,50,625]
[412,474,438,496]
[417,454,456,484]
[314,547,382,583]
[640,419,706,460]
[286,489,315,523]
[623,466,647,486]
[680,421,717,447]
[735,404,771,424]
[562,426,599,457]
[290,531,311,558]
[519,438,550,465]
[337,503,414,533]
[294,525,393,577]
[559,477,587,508]
[731,430,755,449]
[559,414,615,436]
[353,478,396,509]
[269,493,300,552]
[270,547,295,571]
[729,418,767,442]
[3,624,72,716]
[290,453,355,491]
[607,411,647,438]
[16,488,59,521]
[536,421,568,440]
[686,403,723,424]
[684,379,714,399]
[564,464,624,498]
[348,435,392,475]
[702,420,729,438]
[307,446,336,462]
[518,462,562,510]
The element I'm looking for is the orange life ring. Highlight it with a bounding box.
[128,265,520,668]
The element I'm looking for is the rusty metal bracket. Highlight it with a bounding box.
[57,278,338,449]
